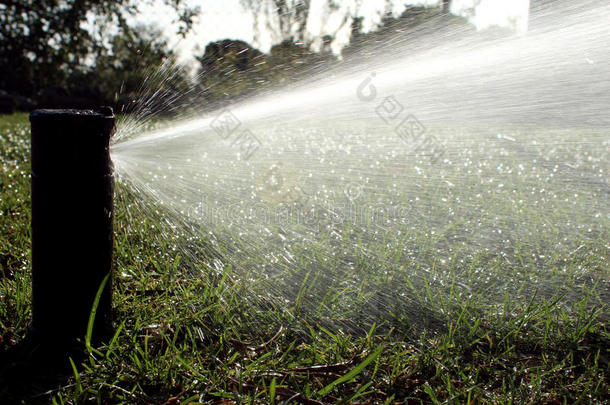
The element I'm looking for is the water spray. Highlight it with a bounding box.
[29,108,115,351]
[110,2,609,333]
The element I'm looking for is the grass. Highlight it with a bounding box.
[0,112,608,404]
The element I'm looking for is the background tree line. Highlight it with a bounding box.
[0,0,196,113]
[0,0,463,114]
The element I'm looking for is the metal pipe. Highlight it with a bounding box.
[29,108,115,349]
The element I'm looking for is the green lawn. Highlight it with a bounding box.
[0,113,608,404]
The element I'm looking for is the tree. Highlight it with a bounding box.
[443,0,451,13]
[195,37,332,109]
[0,0,196,101]
[90,25,192,115]
[240,0,311,44]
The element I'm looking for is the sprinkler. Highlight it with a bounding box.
[29,108,115,351]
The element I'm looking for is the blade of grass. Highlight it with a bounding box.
[316,344,384,398]
[86,272,111,352]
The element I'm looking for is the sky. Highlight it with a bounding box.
[131,0,254,67]
[129,0,530,68]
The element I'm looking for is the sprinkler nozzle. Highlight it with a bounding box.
[29,108,115,353]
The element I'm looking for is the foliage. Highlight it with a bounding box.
[0,0,120,96]
[196,39,333,107]
[86,25,192,114]
[240,0,310,43]
[0,0,195,107]
[193,6,472,108]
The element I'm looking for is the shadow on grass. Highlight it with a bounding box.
[0,332,86,404]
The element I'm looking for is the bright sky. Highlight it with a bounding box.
[131,0,530,68]
[131,0,254,68]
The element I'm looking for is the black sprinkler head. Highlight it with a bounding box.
[28,108,115,353]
